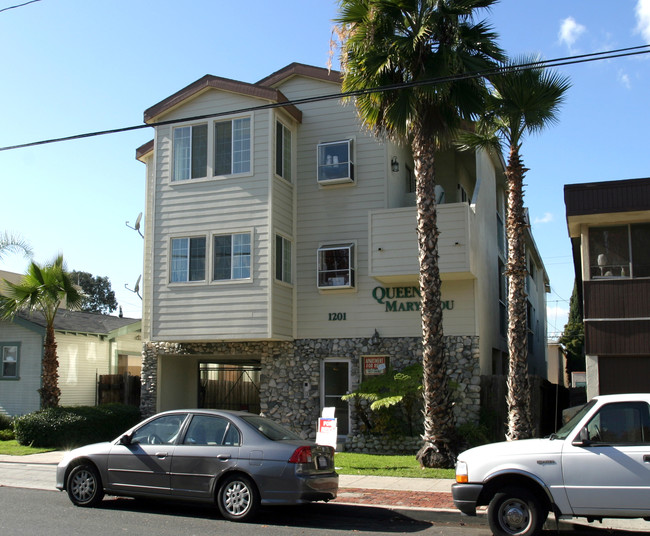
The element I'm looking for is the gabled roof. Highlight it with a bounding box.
[143,73,303,124]
[16,309,140,337]
[257,62,342,87]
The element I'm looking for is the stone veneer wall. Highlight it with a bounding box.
[140,335,480,442]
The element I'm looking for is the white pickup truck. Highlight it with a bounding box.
[452,393,650,536]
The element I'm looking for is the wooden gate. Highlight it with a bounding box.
[198,363,261,414]
[97,373,141,407]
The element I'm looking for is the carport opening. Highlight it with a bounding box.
[198,362,261,414]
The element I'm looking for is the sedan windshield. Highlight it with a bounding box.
[241,415,302,441]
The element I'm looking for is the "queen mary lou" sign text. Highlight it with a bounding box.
[372,286,454,313]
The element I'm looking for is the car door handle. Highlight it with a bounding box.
[155,452,168,459]
[643,455,650,463]
[217,454,231,461]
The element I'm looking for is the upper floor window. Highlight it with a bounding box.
[1,344,18,378]
[317,140,354,184]
[317,244,355,288]
[173,124,207,181]
[171,237,206,282]
[275,121,292,182]
[275,235,292,284]
[215,118,251,176]
[589,224,650,278]
[214,233,251,281]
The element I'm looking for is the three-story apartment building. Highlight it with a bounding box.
[136,63,549,438]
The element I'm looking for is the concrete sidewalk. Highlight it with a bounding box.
[1,451,649,533]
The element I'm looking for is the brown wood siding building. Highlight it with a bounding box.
[565,177,650,396]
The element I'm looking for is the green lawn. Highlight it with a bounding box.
[0,440,56,456]
[0,440,455,479]
[335,452,455,479]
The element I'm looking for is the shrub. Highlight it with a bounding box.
[13,404,141,449]
[0,413,13,431]
[0,429,15,441]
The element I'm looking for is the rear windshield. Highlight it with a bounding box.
[241,415,302,441]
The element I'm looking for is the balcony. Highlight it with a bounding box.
[368,203,475,284]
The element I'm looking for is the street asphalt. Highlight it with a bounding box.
[1,450,649,533]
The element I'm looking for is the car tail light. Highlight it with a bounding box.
[288,446,313,464]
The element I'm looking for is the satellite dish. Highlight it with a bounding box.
[134,275,141,295]
[126,212,144,238]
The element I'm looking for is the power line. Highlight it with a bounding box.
[1,44,649,153]
[0,0,41,14]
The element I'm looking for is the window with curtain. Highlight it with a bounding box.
[171,237,206,282]
[173,124,207,181]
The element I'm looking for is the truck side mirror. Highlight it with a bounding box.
[572,426,591,447]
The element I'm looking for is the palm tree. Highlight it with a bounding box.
[335,0,503,467]
[0,255,83,408]
[460,56,570,440]
[0,231,32,261]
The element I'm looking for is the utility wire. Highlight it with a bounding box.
[0,0,41,14]
[1,44,649,152]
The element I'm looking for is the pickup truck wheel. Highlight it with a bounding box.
[488,486,545,536]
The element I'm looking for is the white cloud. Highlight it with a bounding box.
[618,70,631,89]
[558,17,586,50]
[534,212,554,225]
[636,0,650,42]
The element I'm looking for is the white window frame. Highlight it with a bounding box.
[317,243,355,289]
[275,120,292,182]
[1,343,19,379]
[275,234,292,284]
[170,236,206,283]
[213,232,252,281]
[172,123,208,181]
[214,117,251,177]
[317,139,354,184]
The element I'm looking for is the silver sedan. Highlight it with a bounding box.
[56,409,338,521]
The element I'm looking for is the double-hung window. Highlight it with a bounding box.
[275,121,291,182]
[215,118,251,176]
[275,235,292,284]
[1,344,19,378]
[589,224,650,278]
[317,140,353,183]
[214,233,251,280]
[317,244,355,288]
[173,124,207,181]
[171,237,206,282]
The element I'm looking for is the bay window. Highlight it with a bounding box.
[171,237,206,282]
[215,118,251,176]
[214,233,251,280]
[275,121,292,181]
[173,124,207,181]
[317,244,355,288]
[275,235,292,284]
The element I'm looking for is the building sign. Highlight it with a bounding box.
[372,286,454,312]
[363,355,388,377]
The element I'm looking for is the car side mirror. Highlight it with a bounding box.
[572,426,591,447]
[119,433,133,445]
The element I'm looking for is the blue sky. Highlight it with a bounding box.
[1,1,649,333]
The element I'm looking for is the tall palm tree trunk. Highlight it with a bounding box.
[40,325,61,409]
[413,131,456,468]
[505,145,533,440]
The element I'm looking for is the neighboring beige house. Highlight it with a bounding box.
[136,63,549,438]
[547,340,568,387]
[0,272,141,416]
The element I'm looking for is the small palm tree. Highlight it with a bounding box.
[0,255,83,408]
[0,231,32,261]
[335,0,503,467]
[460,56,570,439]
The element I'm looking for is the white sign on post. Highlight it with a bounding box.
[316,407,338,449]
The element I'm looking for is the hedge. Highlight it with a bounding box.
[13,404,141,448]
